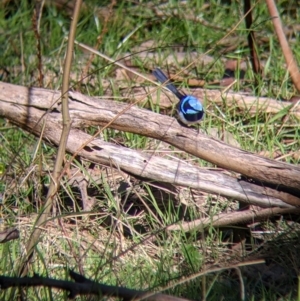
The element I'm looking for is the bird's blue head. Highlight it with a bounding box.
[152,68,204,125]
[177,95,204,125]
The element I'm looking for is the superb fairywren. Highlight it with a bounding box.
[153,68,204,125]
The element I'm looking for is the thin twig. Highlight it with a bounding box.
[18,0,83,276]
[266,0,300,92]
[244,0,262,77]
[0,271,191,301]
[234,267,245,301]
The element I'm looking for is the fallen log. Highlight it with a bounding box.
[0,81,299,209]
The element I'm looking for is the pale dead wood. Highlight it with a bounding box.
[196,89,299,116]
[0,100,288,208]
[167,207,300,232]
[125,85,300,116]
[0,81,300,209]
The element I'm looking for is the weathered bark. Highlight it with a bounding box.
[0,81,299,208]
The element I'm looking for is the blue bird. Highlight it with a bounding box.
[153,68,204,125]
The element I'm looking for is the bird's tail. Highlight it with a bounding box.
[153,68,183,99]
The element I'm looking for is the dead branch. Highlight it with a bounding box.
[167,207,300,232]
[0,81,300,209]
[0,270,191,301]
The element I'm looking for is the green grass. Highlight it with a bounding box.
[1,0,300,300]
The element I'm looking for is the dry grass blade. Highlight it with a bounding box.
[18,0,82,277]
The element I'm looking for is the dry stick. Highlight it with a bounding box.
[266,0,300,92]
[1,96,294,208]
[244,0,262,76]
[18,0,83,277]
[75,41,160,87]
[0,262,264,300]
[2,84,300,237]
[68,91,300,191]
[1,82,300,205]
[0,272,192,301]
[234,267,245,301]
[167,207,300,232]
